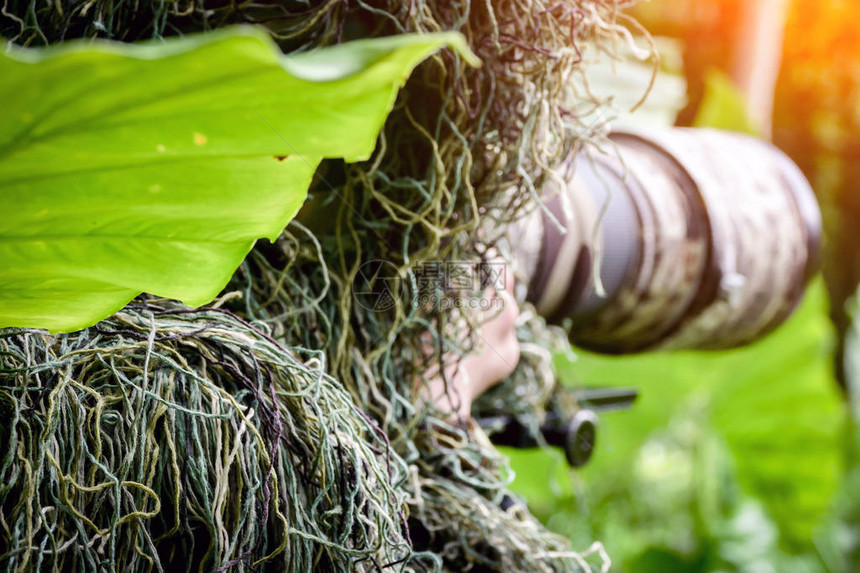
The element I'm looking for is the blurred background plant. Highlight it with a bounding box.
[507,280,847,572]
[506,1,860,570]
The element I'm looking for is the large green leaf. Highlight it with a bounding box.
[0,27,478,332]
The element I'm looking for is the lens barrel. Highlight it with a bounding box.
[516,128,821,352]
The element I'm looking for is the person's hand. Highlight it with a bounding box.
[420,265,521,417]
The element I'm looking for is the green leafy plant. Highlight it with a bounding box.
[0,27,477,332]
[693,68,760,135]
[507,280,844,572]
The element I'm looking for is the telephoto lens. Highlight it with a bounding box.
[513,127,821,353]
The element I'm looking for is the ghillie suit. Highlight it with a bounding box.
[0,1,642,570]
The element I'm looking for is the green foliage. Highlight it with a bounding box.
[822,291,860,572]
[506,280,846,571]
[0,27,476,333]
[693,68,760,135]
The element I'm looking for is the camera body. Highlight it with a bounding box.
[487,128,821,466]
